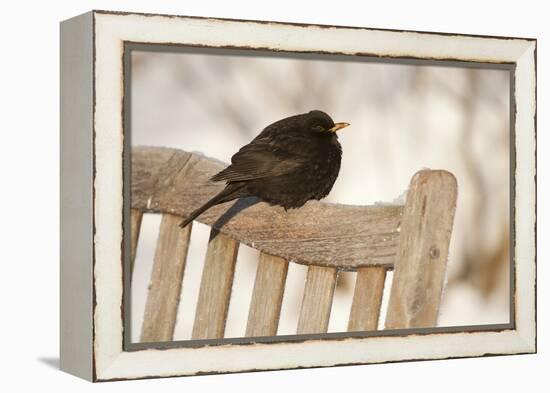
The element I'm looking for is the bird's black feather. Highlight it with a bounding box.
[180,110,345,228]
[210,142,307,182]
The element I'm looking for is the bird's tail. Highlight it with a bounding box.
[179,183,245,228]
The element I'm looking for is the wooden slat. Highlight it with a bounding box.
[129,209,143,274]
[140,214,192,342]
[192,230,239,340]
[385,170,458,329]
[132,146,402,270]
[347,266,387,331]
[245,253,289,337]
[297,266,338,334]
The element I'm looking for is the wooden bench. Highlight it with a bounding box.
[130,146,458,342]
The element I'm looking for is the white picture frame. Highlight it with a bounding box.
[60,10,536,382]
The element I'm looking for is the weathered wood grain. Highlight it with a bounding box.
[140,214,192,342]
[385,170,457,329]
[297,266,338,334]
[245,253,289,337]
[347,266,387,331]
[132,146,402,270]
[129,209,143,273]
[192,230,239,340]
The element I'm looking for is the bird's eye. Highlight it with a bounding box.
[312,125,324,133]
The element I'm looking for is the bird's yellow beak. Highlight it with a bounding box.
[328,122,350,132]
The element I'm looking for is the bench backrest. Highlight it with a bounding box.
[131,146,457,342]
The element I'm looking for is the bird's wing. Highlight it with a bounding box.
[211,139,306,182]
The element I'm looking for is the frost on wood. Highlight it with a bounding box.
[131,146,403,270]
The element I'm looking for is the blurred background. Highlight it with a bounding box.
[129,48,510,342]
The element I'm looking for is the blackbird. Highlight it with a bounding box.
[179,110,349,228]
